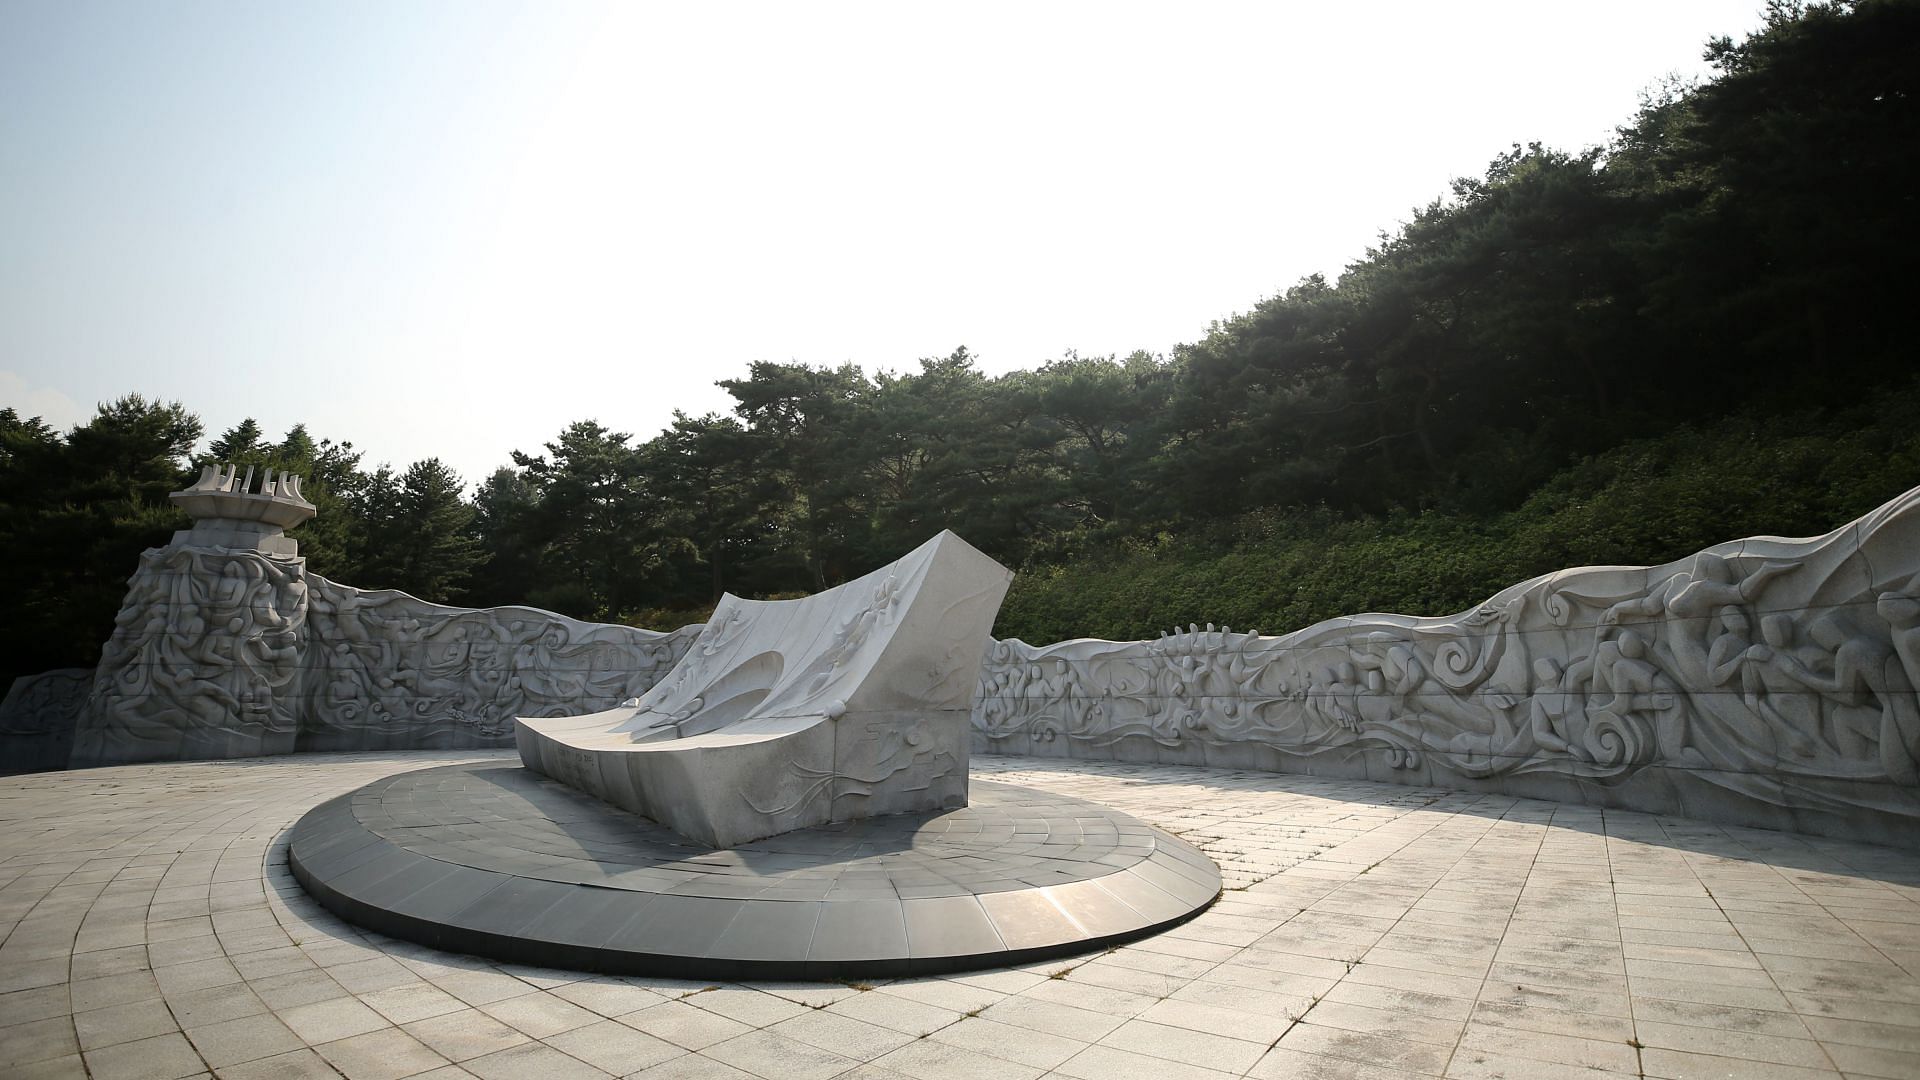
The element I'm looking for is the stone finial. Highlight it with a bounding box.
[168,463,317,554]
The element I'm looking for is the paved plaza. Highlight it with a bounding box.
[2,752,1917,1079]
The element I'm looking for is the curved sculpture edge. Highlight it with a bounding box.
[972,485,1920,848]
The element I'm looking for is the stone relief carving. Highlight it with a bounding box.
[64,465,698,768]
[973,485,1920,847]
[0,668,93,774]
[75,545,310,764]
[302,578,694,749]
[39,461,1920,849]
[0,669,94,738]
[69,549,699,765]
[744,717,962,821]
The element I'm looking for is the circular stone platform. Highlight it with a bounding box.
[288,762,1220,979]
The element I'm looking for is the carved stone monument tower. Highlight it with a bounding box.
[65,464,697,769]
[70,465,318,766]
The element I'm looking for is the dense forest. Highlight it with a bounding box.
[4,1,1916,689]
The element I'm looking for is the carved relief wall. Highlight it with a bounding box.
[26,461,1920,850]
[67,547,698,768]
[0,668,92,775]
[301,578,695,753]
[972,486,1920,848]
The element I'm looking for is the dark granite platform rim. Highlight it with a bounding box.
[288,762,1220,979]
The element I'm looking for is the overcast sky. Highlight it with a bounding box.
[2,1,1767,487]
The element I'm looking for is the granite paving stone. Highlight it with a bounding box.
[1055,1043,1241,1079]
[1,1015,81,1067]
[1100,1017,1271,1073]
[81,1029,206,1080]
[360,981,473,1025]
[1445,1047,1641,1079]
[6,1053,90,1080]
[402,1007,532,1062]
[277,995,390,1044]
[871,1036,1046,1080]
[977,994,1128,1042]
[703,1029,862,1080]
[0,985,73,1029]
[250,967,352,1010]
[214,1045,353,1076]
[68,969,161,1011]
[769,1008,920,1062]
[73,996,178,1049]
[549,977,671,1019]
[684,987,810,1028]
[311,1025,452,1080]
[925,1014,1085,1070]
[181,1011,304,1067]
[618,999,755,1051]
[545,1018,682,1074]
[823,986,964,1036]
[463,1040,614,1079]
[636,1053,757,1079]
[478,991,602,1040]
[2,749,1919,1078]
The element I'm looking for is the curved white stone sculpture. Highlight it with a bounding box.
[973,485,1920,847]
[516,531,1014,847]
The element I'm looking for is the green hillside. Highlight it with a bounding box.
[4,1,1915,682]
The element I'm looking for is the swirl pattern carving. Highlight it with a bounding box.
[0,668,93,774]
[972,486,1920,846]
[68,545,698,766]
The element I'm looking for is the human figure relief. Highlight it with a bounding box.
[1585,631,1676,769]
[1739,614,1826,761]
[1354,632,1428,705]
[1698,605,1817,762]
[1525,657,1588,762]
[1874,574,1920,783]
[1602,553,1798,625]
[1793,613,1899,770]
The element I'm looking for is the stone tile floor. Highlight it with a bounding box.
[2,751,1917,1080]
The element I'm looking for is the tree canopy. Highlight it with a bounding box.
[4,1,1915,680]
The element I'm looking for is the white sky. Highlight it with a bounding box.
[2,1,1767,487]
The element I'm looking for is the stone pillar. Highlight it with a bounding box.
[69,465,317,767]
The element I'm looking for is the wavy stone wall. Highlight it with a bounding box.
[65,545,699,768]
[0,669,92,775]
[972,486,1920,847]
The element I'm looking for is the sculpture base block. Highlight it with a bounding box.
[288,763,1219,979]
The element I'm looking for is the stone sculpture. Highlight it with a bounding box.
[973,485,1920,847]
[0,669,92,775]
[43,459,1920,849]
[168,462,317,552]
[517,530,1014,847]
[66,465,698,768]
[296,580,695,753]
